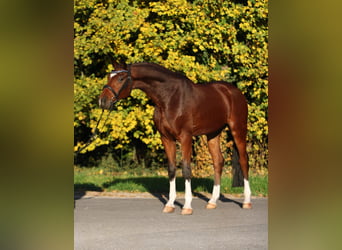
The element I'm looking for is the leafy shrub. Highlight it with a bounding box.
[74,0,268,172]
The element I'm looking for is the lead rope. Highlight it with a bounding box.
[74,109,112,156]
[75,66,131,156]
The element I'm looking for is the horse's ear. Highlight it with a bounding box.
[112,61,120,70]
[112,60,127,70]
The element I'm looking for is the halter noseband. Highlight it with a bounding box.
[103,65,132,107]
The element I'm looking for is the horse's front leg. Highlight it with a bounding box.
[161,136,177,213]
[180,135,193,215]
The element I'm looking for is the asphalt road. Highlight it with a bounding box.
[74,195,268,250]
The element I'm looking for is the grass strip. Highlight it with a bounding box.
[74,166,268,197]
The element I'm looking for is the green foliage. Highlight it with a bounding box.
[74,0,268,170]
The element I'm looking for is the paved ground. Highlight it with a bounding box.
[74,194,268,250]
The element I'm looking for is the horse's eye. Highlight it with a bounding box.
[118,77,124,82]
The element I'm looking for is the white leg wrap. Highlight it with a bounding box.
[243,178,251,204]
[166,178,176,207]
[209,184,220,204]
[183,179,193,209]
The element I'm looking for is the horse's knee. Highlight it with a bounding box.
[168,164,176,180]
[182,162,192,180]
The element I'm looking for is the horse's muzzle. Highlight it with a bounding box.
[99,96,114,110]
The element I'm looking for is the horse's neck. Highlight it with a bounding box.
[133,79,179,108]
[132,65,188,108]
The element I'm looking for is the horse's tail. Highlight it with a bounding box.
[232,144,244,187]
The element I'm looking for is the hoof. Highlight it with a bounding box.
[162,206,175,213]
[242,202,252,209]
[181,208,193,215]
[206,203,217,209]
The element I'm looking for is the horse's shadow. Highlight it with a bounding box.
[98,176,243,208]
[74,183,103,200]
[193,192,243,208]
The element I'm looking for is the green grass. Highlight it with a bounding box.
[74,166,268,197]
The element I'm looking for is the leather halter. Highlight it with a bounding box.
[103,65,132,107]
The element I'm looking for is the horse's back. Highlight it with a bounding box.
[193,81,246,111]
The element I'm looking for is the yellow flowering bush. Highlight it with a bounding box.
[74,0,268,170]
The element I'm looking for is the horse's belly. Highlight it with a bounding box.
[192,116,226,136]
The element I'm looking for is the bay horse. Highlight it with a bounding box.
[99,62,251,215]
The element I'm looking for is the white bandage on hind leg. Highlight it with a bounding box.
[243,178,251,204]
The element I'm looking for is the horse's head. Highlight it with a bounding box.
[99,63,132,110]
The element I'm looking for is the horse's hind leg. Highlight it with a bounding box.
[228,119,252,209]
[179,134,193,215]
[206,133,224,209]
[161,136,177,213]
